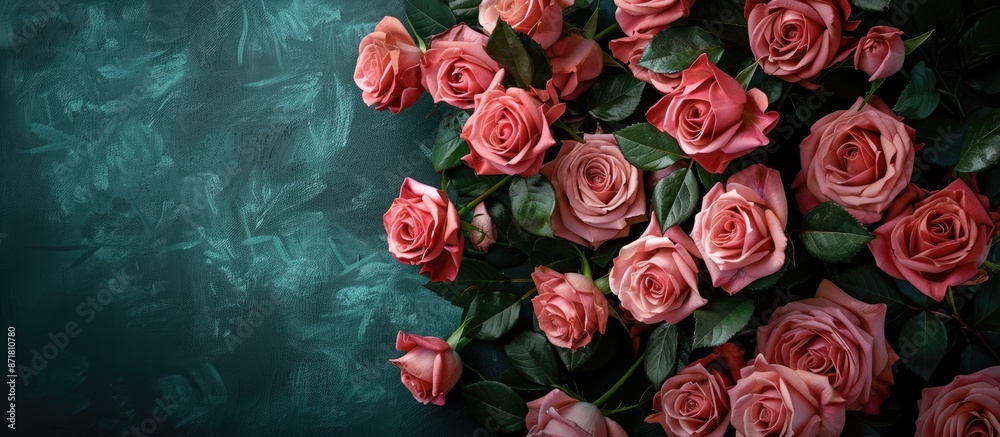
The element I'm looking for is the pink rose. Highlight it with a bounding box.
[756,280,899,415]
[461,73,566,176]
[915,365,1000,437]
[792,97,917,225]
[692,164,788,294]
[615,0,695,36]
[420,24,502,110]
[855,26,905,82]
[746,0,859,88]
[646,343,744,437]
[540,134,647,249]
[383,178,463,282]
[609,221,705,325]
[609,30,683,94]
[526,389,629,437]
[389,331,462,406]
[728,356,848,437]
[531,266,609,351]
[480,0,573,49]
[869,179,994,301]
[546,33,604,100]
[354,16,424,113]
[646,54,779,174]
[469,202,497,252]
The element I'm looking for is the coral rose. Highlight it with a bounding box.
[526,389,628,437]
[855,26,905,82]
[420,24,502,110]
[915,365,1000,437]
[354,16,424,113]
[383,178,463,282]
[480,0,573,49]
[546,33,604,100]
[531,266,609,351]
[389,331,462,406]
[646,343,744,437]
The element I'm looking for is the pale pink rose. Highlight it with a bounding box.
[792,96,917,225]
[540,134,647,249]
[855,26,905,82]
[420,24,502,110]
[746,0,859,88]
[691,164,788,294]
[526,389,629,437]
[646,54,779,174]
[615,0,695,35]
[469,203,497,252]
[757,280,899,415]
[531,266,609,351]
[383,178,463,282]
[915,366,1000,437]
[480,0,573,49]
[461,72,566,176]
[729,356,848,437]
[389,331,462,406]
[609,30,683,94]
[646,343,744,437]
[546,33,604,100]
[869,179,994,301]
[609,221,705,325]
[354,16,424,113]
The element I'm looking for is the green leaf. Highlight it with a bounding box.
[486,19,552,88]
[505,331,560,385]
[832,265,907,310]
[509,175,556,237]
[405,0,456,42]
[735,62,759,90]
[959,10,1000,67]
[645,323,678,386]
[462,381,529,433]
[638,26,724,74]
[974,279,1000,333]
[799,202,874,263]
[695,162,727,190]
[960,344,999,374]
[423,258,509,307]
[557,336,600,372]
[850,0,890,11]
[692,298,754,349]
[587,73,646,122]
[893,61,939,120]
[897,311,947,380]
[652,168,699,231]
[467,292,521,340]
[956,108,1000,173]
[431,112,470,171]
[448,0,480,24]
[904,29,935,55]
[614,122,686,171]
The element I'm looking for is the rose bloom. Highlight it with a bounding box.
[389,331,462,406]
[869,179,994,301]
[526,389,628,437]
[420,24,502,110]
[692,164,788,294]
[469,203,497,252]
[354,16,424,113]
[609,30,683,94]
[647,54,779,174]
[531,266,609,351]
[609,221,705,325]
[461,72,567,176]
[540,134,647,249]
[614,0,695,36]
[729,356,848,437]
[915,365,1000,437]
[855,26,905,82]
[746,0,859,88]
[757,279,899,415]
[646,343,744,437]
[383,178,463,282]
[793,96,917,225]
[546,33,603,100]
[480,0,573,49]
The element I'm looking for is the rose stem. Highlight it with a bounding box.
[457,175,513,217]
[946,288,1000,363]
[593,352,646,408]
[593,22,622,42]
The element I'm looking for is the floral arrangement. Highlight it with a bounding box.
[356,0,1000,435]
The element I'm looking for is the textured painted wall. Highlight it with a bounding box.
[0,0,480,434]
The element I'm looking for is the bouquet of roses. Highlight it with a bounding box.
[356,0,1000,435]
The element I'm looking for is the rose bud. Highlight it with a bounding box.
[480,0,573,49]
[614,0,695,36]
[383,178,463,282]
[354,16,424,113]
[609,30,682,94]
[546,33,603,100]
[469,203,496,252]
[420,24,502,110]
[531,266,609,351]
[915,365,1000,437]
[526,389,628,437]
[389,331,462,406]
[855,26,905,82]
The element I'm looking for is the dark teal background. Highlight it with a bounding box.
[0,0,482,434]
